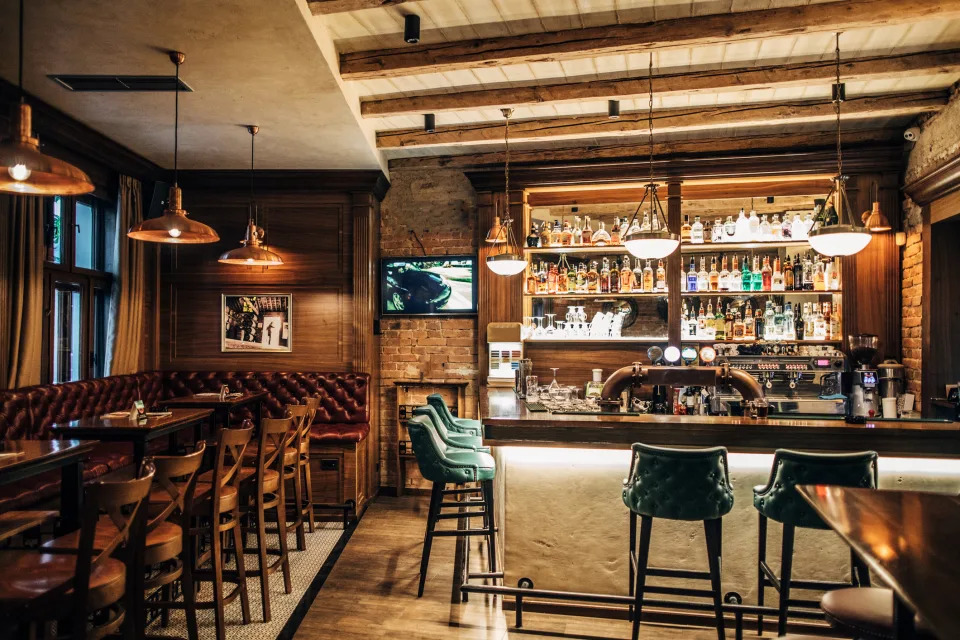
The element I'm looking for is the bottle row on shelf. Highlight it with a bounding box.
[682,252,841,293]
[525,254,668,296]
[682,298,841,343]
[683,208,817,244]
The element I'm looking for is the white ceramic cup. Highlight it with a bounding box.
[882,397,899,419]
[901,393,915,413]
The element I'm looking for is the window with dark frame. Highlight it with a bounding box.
[42,195,116,384]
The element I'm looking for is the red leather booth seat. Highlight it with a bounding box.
[0,370,370,514]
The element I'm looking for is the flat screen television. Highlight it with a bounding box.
[381,255,478,316]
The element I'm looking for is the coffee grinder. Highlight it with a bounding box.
[845,334,880,418]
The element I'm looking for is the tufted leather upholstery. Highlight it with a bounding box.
[753,449,877,530]
[0,370,369,513]
[425,394,482,436]
[412,406,488,452]
[622,443,735,521]
[407,415,495,484]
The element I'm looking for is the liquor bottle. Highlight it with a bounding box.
[794,302,805,340]
[750,256,763,294]
[803,211,815,237]
[781,213,792,239]
[770,214,783,240]
[764,301,775,340]
[761,256,772,291]
[560,220,573,246]
[656,259,666,292]
[712,218,724,243]
[697,302,707,337]
[772,257,784,292]
[822,302,832,340]
[572,216,583,245]
[714,300,726,341]
[537,261,548,294]
[691,216,704,244]
[591,222,611,246]
[724,215,736,240]
[803,253,814,291]
[525,265,537,294]
[708,257,720,291]
[651,211,661,233]
[735,208,749,241]
[754,309,765,340]
[681,215,692,242]
[831,300,842,338]
[566,256,577,293]
[813,260,826,291]
[586,261,600,293]
[830,258,841,290]
[633,259,645,293]
[744,301,756,340]
[740,255,752,292]
[724,304,734,340]
[732,312,746,341]
[582,216,594,245]
[748,209,760,239]
[547,261,559,294]
[730,255,742,292]
[814,304,827,339]
[539,222,552,247]
[643,260,654,292]
[610,218,621,245]
[526,224,540,248]
[687,306,698,340]
[759,215,772,240]
[687,258,698,293]
[600,258,611,294]
[783,256,795,291]
[697,257,709,292]
[706,298,715,337]
[610,259,621,293]
[790,212,805,240]
[621,256,634,293]
[576,263,587,293]
[793,255,804,291]
[774,304,786,339]
[804,302,815,338]
[703,219,713,243]
[718,256,730,291]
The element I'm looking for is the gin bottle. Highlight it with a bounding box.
[691,216,704,244]
[687,258,698,293]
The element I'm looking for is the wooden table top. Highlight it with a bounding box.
[480,389,960,457]
[161,391,267,408]
[797,486,960,640]
[51,408,213,437]
[0,439,99,484]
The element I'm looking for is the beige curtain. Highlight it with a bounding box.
[0,195,45,389]
[108,175,144,375]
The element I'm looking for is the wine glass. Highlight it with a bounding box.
[545,313,557,337]
[533,316,544,338]
[549,367,560,393]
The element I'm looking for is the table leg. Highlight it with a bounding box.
[59,458,84,534]
[893,594,916,640]
[133,439,146,472]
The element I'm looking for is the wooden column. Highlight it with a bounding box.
[352,190,381,496]
[666,181,683,350]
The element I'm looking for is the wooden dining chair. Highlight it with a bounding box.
[240,416,294,622]
[284,404,310,551]
[0,463,155,640]
[192,426,253,640]
[300,396,320,532]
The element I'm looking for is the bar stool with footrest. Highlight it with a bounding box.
[753,449,878,636]
[413,405,489,451]
[284,404,310,550]
[193,425,253,640]
[622,443,734,640]
[406,414,498,598]
[0,463,155,640]
[426,394,482,436]
[299,396,319,532]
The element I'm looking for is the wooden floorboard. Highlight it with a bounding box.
[294,495,789,639]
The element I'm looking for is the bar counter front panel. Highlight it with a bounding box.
[481,389,960,600]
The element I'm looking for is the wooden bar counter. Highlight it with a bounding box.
[481,388,960,457]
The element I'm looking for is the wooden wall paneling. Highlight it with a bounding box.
[351,190,380,496]
[525,342,660,387]
[925,219,960,416]
[666,182,682,349]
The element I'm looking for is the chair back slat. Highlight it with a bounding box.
[149,442,206,531]
[257,417,294,491]
[286,404,311,454]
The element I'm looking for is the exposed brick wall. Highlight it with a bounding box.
[901,197,923,397]
[379,168,479,489]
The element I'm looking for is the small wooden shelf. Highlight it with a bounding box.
[681,339,843,345]
[524,245,630,255]
[525,337,668,344]
[681,240,810,253]
[681,290,842,297]
[525,292,667,299]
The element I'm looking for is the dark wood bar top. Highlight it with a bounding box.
[481,389,960,458]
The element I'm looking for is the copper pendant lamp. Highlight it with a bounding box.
[0,0,94,196]
[127,52,219,244]
[218,126,283,266]
[485,109,528,277]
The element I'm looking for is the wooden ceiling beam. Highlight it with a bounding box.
[307,0,415,15]
[387,128,902,170]
[376,91,944,148]
[362,49,960,117]
[339,0,960,79]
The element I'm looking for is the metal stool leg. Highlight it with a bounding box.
[704,518,726,640]
[481,479,497,574]
[757,513,767,635]
[778,523,796,637]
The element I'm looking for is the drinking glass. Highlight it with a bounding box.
[524,376,538,400]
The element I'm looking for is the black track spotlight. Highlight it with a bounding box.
[404,14,420,44]
[608,99,620,119]
[424,113,436,133]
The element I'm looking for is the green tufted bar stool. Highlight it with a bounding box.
[426,393,483,436]
[407,414,498,598]
[622,443,734,640]
[412,405,489,452]
[753,449,878,636]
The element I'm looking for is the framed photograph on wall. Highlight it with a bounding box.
[221,294,292,352]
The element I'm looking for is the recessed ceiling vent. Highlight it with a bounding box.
[49,75,193,92]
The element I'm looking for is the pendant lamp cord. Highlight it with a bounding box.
[17,0,24,98]
[250,128,256,227]
[499,108,514,253]
[834,32,843,180]
[648,52,654,188]
[173,58,180,185]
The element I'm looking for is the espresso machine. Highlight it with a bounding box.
[845,334,880,418]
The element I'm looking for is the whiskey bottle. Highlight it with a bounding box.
[708,257,720,292]
[525,265,537,294]
[610,259,621,293]
[610,218,622,245]
[591,221,612,246]
[582,216,594,245]
[697,257,709,292]
[586,261,600,293]
[576,263,587,293]
[794,302,805,340]
[537,261,548,294]
[621,256,634,293]
[600,258,611,294]
[754,309,765,341]
[697,302,707,338]
[793,255,804,291]
[526,224,540,248]
[725,304,734,339]
[831,258,841,290]
[744,301,756,340]
[822,302,832,340]
[642,260,654,292]
[730,255,742,292]
[831,300,842,338]
[718,256,730,291]
[557,258,569,294]
[813,260,826,291]
[691,216,704,244]
[633,259,645,292]
[761,256,772,292]
[565,256,577,293]
[572,215,583,245]
[783,256,795,291]
[547,261,559,294]
[772,257,784,292]
[732,312,746,341]
[560,220,573,246]
[706,298,715,338]
[656,259,666,292]
[804,302,815,338]
[687,258,698,293]
[539,222,552,248]
[681,215,692,242]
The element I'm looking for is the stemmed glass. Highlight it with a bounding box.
[549,367,561,393]
[533,316,544,338]
[545,313,557,337]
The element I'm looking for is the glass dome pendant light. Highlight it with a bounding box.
[807,33,872,257]
[622,54,680,260]
[0,0,94,195]
[486,108,528,277]
[127,52,219,243]
[218,126,283,266]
